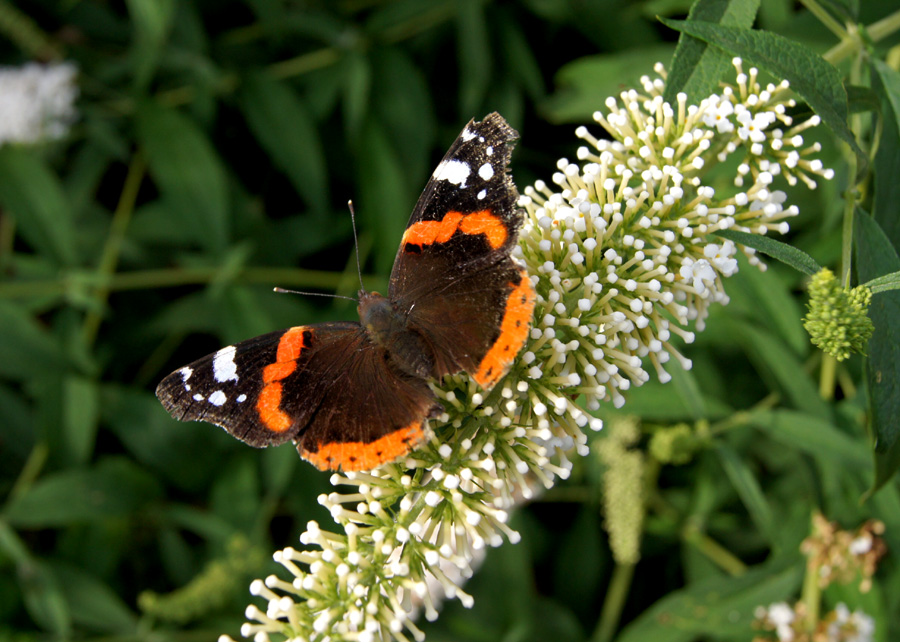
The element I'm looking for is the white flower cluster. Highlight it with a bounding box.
[229,370,600,642]
[827,603,875,642]
[227,58,833,642]
[754,602,797,641]
[517,58,832,408]
[0,62,78,145]
[753,601,875,642]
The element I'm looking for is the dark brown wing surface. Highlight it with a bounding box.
[388,112,535,388]
[156,322,439,470]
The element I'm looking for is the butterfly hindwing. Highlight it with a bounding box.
[389,112,535,388]
[156,322,437,470]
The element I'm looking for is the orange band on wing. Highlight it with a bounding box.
[300,422,426,471]
[257,327,310,433]
[276,326,309,361]
[458,210,507,248]
[256,382,292,432]
[402,210,507,250]
[263,361,296,384]
[474,270,536,389]
[402,211,464,247]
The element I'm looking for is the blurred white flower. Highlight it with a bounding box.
[828,603,875,642]
[0,62,78,145]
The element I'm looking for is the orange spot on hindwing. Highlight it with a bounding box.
[402,210,507,250]
[474,270,536,389]
[301,422,426,471]
[256,327,310,433]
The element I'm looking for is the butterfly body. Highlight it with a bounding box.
[357,290,434,379]
[156,113,535,471]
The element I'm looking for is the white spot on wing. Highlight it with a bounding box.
[193,393,203,401]
[461,127,476,142]
[433,159,471,187]
[213,346,239,383]
[209,390,227,406]
[237,394,247,403]
[477,189,487,200]
[478,162,494,181]
[486,146,494,156]
[180,367,193,391]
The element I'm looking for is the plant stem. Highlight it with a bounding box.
[0,0,60,59]
[799,515,822,631]
[819,354,837,400]
[0,266,369,299]
[0,213,14,273]
[592,562,634,642]
[81,154,146,348]
[6,441,49,503]
[683,521,748,576]
[799,0,847,40]
[867,9,900,43]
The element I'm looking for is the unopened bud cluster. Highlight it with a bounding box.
[803,268,873,361]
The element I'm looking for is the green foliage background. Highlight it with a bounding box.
[1,0,900,640]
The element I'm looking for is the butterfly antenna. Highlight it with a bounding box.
[347,200,365,291]
[273,287,357,302]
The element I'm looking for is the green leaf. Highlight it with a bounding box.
[0,301,71,381]
[747,409,870,468]
[871,59,900,249]
[63,376,99,465]
[552,506,605,620]
[542,46,676,123]
[19,560,71,636]
[497,13,544,102]
[667,362,707,420]
[261,445,298,497]
[715,444,777,546]
[659,19,867,181]
[714,229,821,275]
[728,253,808,356]
[125,0,175,90]
[456,0,491,116]
[341,52,371,140]
[54,564,137,634]
[730,320,831,420]
[0,384,35,459]
[354,119,410,275]
[846,84,881,115]
[615,379,733,421]
[854,209,900,491]
[0,147,77,266]
[136,102,230,253]
[4,458,162,528]
[210,457,259,530]
[100,385,231,492]
[239,73,329,216]
[663,0,760,104]
[863,269,900,294]
[616,556,803,641]
[371,48,435,187]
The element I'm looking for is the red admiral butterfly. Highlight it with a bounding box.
[156,113,536,471]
